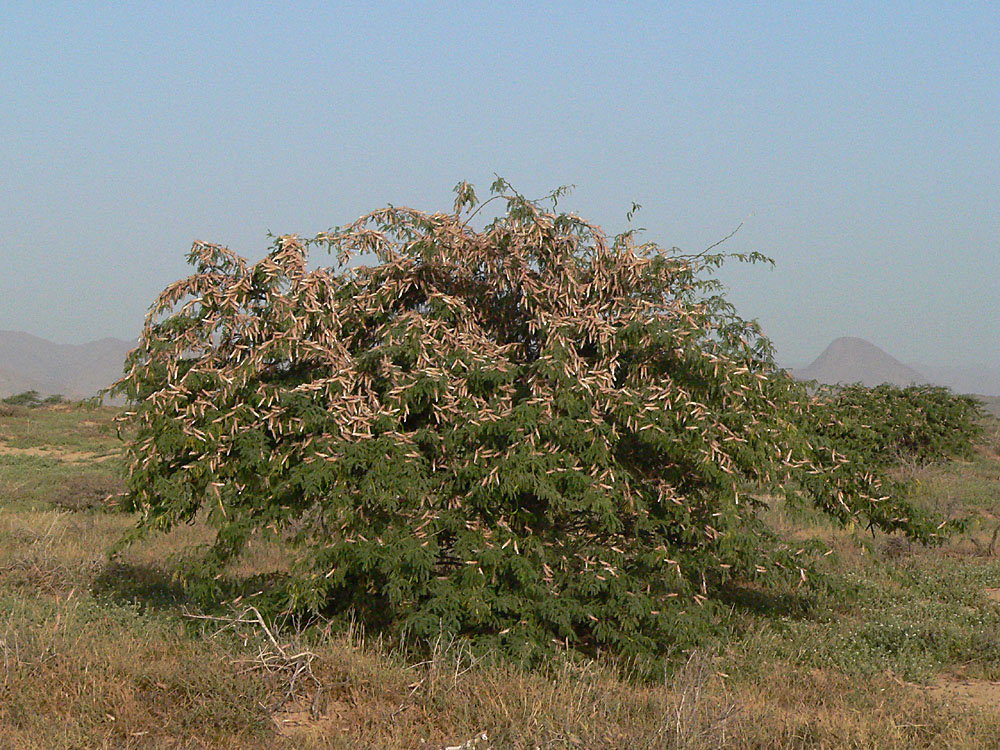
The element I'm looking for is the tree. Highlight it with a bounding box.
[109,181,942,662]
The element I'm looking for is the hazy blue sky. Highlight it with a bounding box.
[2,2,997,368]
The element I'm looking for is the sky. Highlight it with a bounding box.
[1,2,997,369]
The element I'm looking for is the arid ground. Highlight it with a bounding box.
[2,402,1000,748]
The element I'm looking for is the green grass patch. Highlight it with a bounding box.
[0,403,122,454]
[0,454,123,512]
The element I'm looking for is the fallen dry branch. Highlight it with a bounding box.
[184,606,323,715]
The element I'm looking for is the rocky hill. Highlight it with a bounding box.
[0,330,134,400]
[790,337,1000,402]
[791,337,926,388]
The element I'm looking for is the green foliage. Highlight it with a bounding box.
[109,181,946,665]
[3,390,41,407]
[808,384,984,468]
[2,391,66,408]
[772,384,984,538]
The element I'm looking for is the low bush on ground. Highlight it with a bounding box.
[2,390,66,408]
[49,472,126,513]
[807,383,984,469]
[0,402,22,417]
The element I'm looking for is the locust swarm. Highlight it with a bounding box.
[111,182,940,660]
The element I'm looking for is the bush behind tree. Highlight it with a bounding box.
[109,181,947,665]
[2,390,66,408]
[808,383,984,469]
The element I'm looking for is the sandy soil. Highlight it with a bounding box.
[0,440,112,462]
[921,677,1000,712]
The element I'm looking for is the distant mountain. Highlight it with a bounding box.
[791,337,926,388]
[789,337,1000,399]
[909,364,1000,400]
[0,330,134,400]
[0,365,63,397]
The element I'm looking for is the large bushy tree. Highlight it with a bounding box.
[110,181,942,660]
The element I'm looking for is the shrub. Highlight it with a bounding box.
[50,473,127,513]
[3,390,43,407]
[807,384,984,469]
[0,402,25,417]
[2,391,66,408]
[108,181,943,664]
